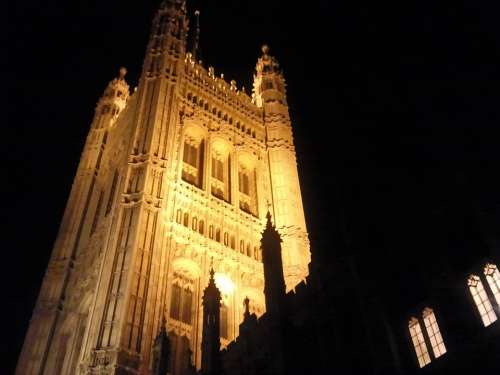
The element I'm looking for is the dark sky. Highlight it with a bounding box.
[5,0,500,372]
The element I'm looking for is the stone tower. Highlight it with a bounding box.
[16,1,310,374]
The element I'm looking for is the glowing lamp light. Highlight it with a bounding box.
[214,273,235,294]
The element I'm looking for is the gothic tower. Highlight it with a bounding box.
[16,1,310,374]
[201,269,222,375]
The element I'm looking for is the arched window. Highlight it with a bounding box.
[215,228,221,243]
[211,144,231,202]
[192,217,198,231]
[170,284,193,326]
[209,225,214,239]
[240,240,245,254]
[176,209,182,224]
[484,263,500,306]
[409,317,431,368]
[408,308,446,368]
[246,243,251,257]
[230,235,235,250]
[422,308,446,358]
[182,135,205,188]
[254,246,259,260]
[224,232,229,246]
[183,213,189,227]
[238,161,258,216]
[468,274,497,327]
[198,220,205,235]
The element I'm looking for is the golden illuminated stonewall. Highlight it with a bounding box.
[16,1,310,374]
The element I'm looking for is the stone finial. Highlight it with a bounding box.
[243,296,250,318]
[119,67,127,79]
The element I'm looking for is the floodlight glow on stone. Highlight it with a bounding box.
[214,273,235,294]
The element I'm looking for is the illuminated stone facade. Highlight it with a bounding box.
[16,1,309,374]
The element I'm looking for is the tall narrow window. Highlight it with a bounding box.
[181,288,192,324]
[210,146,231,202]
[198,220,204,235]
[183,213,189,227]
[409,317,431,368]
[170,283,193,326]
[220,304,228,339]
[238,163,258,216]
[468,274,497,327]
[422,308,446,358]
[484,263,500,306]
[170,284,181,320]
[182,136,204,188]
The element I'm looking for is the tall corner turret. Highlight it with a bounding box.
[92,67,130,128]
[253,45,288,111]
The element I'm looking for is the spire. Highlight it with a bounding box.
[92,67,130,128]
[152,316,171,375]
[252,45,287,108]
[201,267,222,375]
[154,0,189,49]
[261,211,286,317]
[192,10,201,62]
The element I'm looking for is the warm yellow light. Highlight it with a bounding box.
[214,273,235,294]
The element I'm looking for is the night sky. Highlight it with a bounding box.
[5,0,500,372]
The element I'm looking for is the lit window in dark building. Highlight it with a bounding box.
[468,274,497,327]
[409,317,431,368]
[484,263,500,306]
[422,308,446,358]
